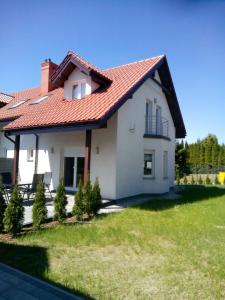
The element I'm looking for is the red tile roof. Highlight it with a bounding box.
[0,52,185,137]
[0,55,162,128]
[0,92,14,105]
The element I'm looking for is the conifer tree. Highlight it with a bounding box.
[205,175,211,185]
[176,174,180,185]
[183,175,188,185]
[73,178,85,221]
[54,178,67,223]
[32,179,47,230]
[0,178,6,232]
[214,175,219,185]
[91,178,102,216]
[190,175,195,185]
[3,184,24,236]
[198,175,203,185]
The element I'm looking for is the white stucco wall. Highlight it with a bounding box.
[64,68,99,99]
[115,74,176,198]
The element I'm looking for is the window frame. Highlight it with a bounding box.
[145,99,153,134]
[31,95,49,105]
[10,99,27,109]
[143,150,155,178]
[71,81,87,100]
[27,149,34,162]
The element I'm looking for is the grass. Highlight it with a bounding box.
[1,186,225,299]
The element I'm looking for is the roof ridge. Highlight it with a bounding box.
[0,92,15,98]
[104,55,165,71]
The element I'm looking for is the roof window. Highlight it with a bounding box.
[10,99,27,109]
[31,95,48,105]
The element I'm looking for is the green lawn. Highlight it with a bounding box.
[1,186,225,299]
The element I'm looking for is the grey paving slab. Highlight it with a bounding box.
[0,263,82,300]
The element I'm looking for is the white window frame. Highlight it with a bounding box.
[27,149,34,162]
[163,151,168,178]
[31,95,49,105]
[71,81,86,100]
[143,150,155,178]
[10,99,27,109]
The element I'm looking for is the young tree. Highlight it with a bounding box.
[91,178,102,216]
[176,174,180,185]
[3,185,24,236]
[190,175,195,185]
[54,178,67,223]
[214,175,219,185]
[83,177,92,218]
[198,175,203,185]
[183,175,188,185]
[73,178,85,221]
[205,175,211,185]
[0,178,7,232]
[32,179,47,230]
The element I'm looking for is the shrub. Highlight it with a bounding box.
[0,178,7,232]
[32,179,47,230]
[223,177,225,185]
[54,178,67,223]
[198,175,203,185]
[190,175,195,185]
[214,175,219,185]
[183,175,188,185]
[205,175,211,185]
[176,174,180,185]
[83,177,92,218]
[73,178,85,221]
[91,177,102,216]
[3,185,24,236]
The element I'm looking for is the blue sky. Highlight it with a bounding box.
[0,0,224,143]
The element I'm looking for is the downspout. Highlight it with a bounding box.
[34,134,39,174]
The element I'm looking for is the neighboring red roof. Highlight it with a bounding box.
[0,92,14,105]
[0,52,186,137]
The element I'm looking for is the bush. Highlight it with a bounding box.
[83,177,92,218]
[54,178,67,223]
[190,175,195,185]
[198,175,203,185]
[91,178,102,216]
[32,179,47,230]
[3,185,24,236]
[0,178,7,232]
[214,175,219,185]
[183,175,188,185]
[205,175,211,185]
[176,174,180,185]
[73,178,85,221]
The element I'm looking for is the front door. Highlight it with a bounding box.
[76,157,85,186]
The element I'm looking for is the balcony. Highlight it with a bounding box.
[144,115,170,140]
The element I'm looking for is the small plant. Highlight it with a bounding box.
[183,175,188,185]
[205,175,211,185]
[3,184,24,236]
[83,177,92,218]
[223,177,225,185]
[214,175,219,185]
[176,174,180,185]
[73,178,85,221]
[0,178,7,232]
[54,178,67,223]
[32,179,47,230]
[190,175,195,185]
[91,178,102,216]
[198,175,203,185]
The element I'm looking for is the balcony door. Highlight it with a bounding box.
[156,106,162,135]
[64,156,84,190]
[145,100,153,134]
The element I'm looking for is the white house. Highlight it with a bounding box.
[0,51,186,199]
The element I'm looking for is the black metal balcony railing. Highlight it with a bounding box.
[145,115,169,138]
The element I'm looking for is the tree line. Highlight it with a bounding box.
[176,134,225,177]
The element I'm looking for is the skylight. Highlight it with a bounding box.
[31,95,48,105]
[10,100,27,109]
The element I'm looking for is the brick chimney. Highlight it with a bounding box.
[41,58,58,95]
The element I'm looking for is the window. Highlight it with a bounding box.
[27,149,34,162]
[10,100,27,109]
[72,82,86,99]
[31,95,48,105]
[72,85,79,99]
[145,100,152,134]
[163,151,168,178]
[144,151,155,176]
